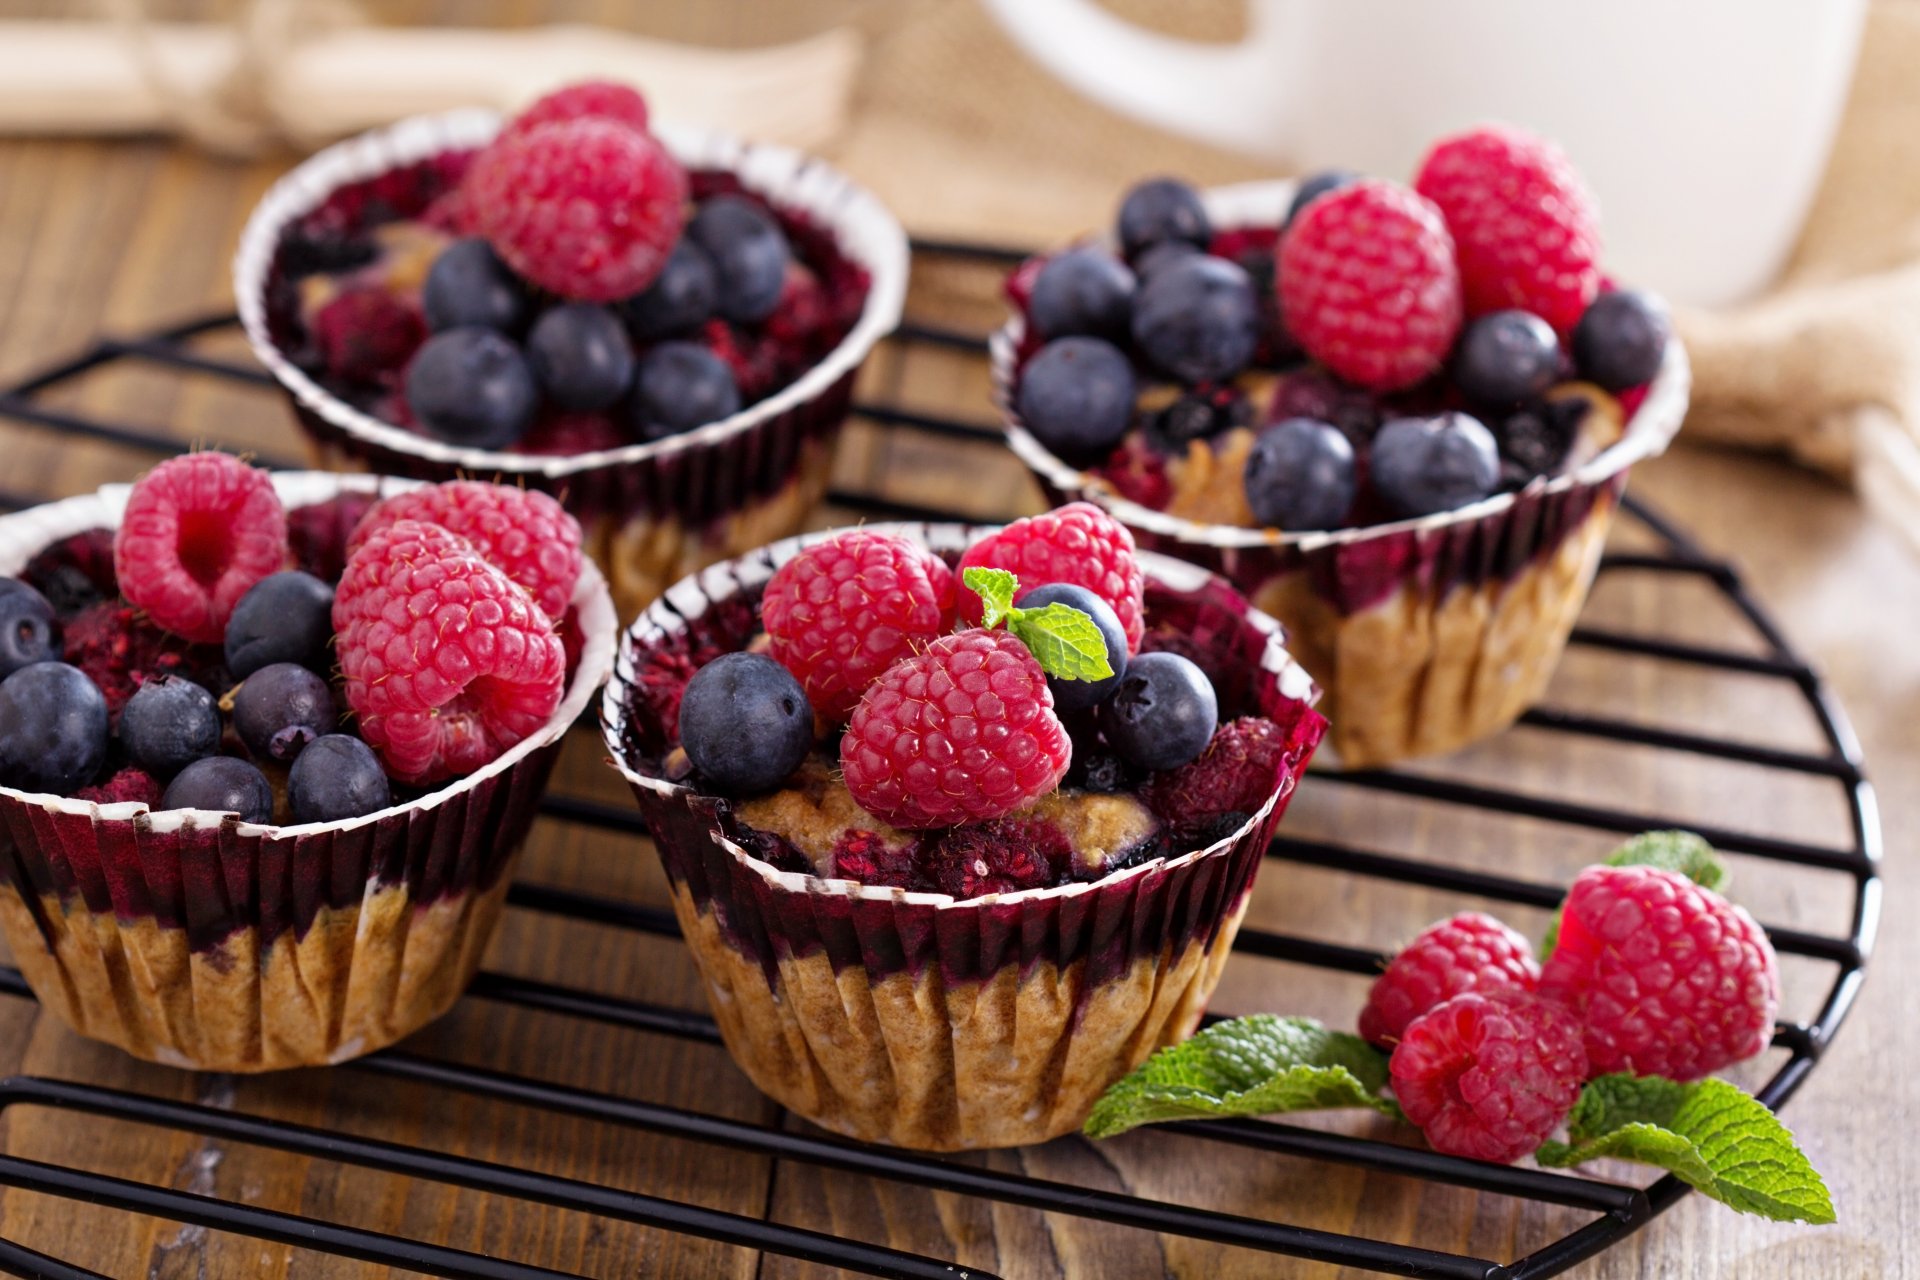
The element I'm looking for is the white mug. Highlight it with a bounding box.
[979,0,1868,306]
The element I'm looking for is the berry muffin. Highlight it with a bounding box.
[0,455,616,1070]
[603,505,1326,1149]
[236,81,908,621]
[993,126,1689,767]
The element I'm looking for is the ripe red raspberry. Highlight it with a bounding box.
[348,481,583,620]
[1539,865,1778,1081]
[1391,991,1587,1164]
[1414,125,1602,332]
[114,453,288,645]
[309,287,425,383]
[1278,180,1462,392]
[841,629,1071,829]
[1139,716,1291,823]
[957,503,1146,653]
[1358,912,1541,1048]
[333,519,567,784]
[762,530,957,720]
[465,118,687,302]
[498,80,650,145]
[925,816,1071,898]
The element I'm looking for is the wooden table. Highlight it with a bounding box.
[0,123,1911,1280]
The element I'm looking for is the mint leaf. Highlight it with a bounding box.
[1084,1015,1395,1139]
[1537,1074,1835,1224]
[1544,831,1730,956]
[1008,603,1115,683]
[963,565,1018,629]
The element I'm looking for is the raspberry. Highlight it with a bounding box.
[828,829,927,892]
[498,81,651,145]
[840,629,1072,829]
[309,287,425,383]
[957,503,1146,653]
[1539,865,1779,1081]
[114,453,289,645]
[1391,991,1587,1164]
[1414,125,1602,332]
[333,519,566,784]
[762,531,957,720]
[348,481,584,620]
[465,118,688,302]
[1278,180,1462,392]
[61,603,226,721]
[513,410,633,457]
[1358,912,1541,1049]
[76,766,163,808]
[1138,716,1291,826]
[925,816,1070,898]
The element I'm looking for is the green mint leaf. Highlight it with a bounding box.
[962,565,1018,629]
[1536,1074,1835,1224]
[1008,603,1116,683]
[1084,1015,1395,1139]
[1543,830,1730,957]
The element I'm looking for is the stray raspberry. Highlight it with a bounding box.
[1138,716,1292,827]
[1391,991,1587,1164]
[115,453,289,645]
[926,816,1070,898]
[348,481,583,620]
[1414,125,1602,332]
[333,519,566,784]
[498,81,651,145]
[841,629,1072,829]
[1540,865,1778,1081]
[762,530,957,720]
[957,503,1146,653]
[1278,180,1462,392]
[309,287,425,383]
[1359,912,1541,1048]
[466,118,687,302]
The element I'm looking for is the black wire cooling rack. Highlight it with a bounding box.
[0,240,1883,1280]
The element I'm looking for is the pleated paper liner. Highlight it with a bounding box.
[0,472,617,1071]
[603,523,1327,1150]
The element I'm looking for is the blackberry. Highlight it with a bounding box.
[1143,382,1252,454]
[1496,396,1587,487]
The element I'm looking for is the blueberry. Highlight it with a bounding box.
[527,304,635,412]
[1496,397,1586,486]
[1142,385,1251,454]
[688,195,791,323]
[1243,417,1357,530]
[1117,178,1212,259]
[288,734,391,824]
[422,239,528,334]
[628,341,741,440]
[1016,337,1136,461]
[1370,412,1502,517]
[1100,651,1218,772]
[618,240,718,340]
[677,652,813,794]
[0,662,107,795]
[1029,249,1136,342]
[405,327,539,449]
[119,675,221,779]
[225,570,334,678]
[1018,582,1128,712]
[162,756,274,824]
[1572,290,1670,390]
[1131,255,1260,383]
[1132,239,1202,281]
[1284,169,1359,229]
[1454,310,1560,406]
[232,662,337,764]
[0,577,61,677]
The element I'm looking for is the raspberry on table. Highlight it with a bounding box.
[1138,716,1294,828]
[957,503,1146,653]
[497,80,651,145]
[1278,179,1462,392]
[1390,991,1587,1164]
[1539,864,1779,1081]
[466,117,688,302]
[1414,124,1602,333]
[348,480,584,621]
[1358,912,1541,1048]
[114,452,289,645]
[840,629,1072,829]
[333,519,567,785]
[762,530,957,720]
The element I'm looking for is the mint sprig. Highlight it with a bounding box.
[961,566,1114,684]
[1083,1015,1396,1139]
[1543,831,1730,957]
[1538,1074,1835,1224]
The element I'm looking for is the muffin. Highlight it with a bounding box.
[992,127,1689,767]
[235,81,908,620]
[602,507,1326,1149]
[0,458,615,1070]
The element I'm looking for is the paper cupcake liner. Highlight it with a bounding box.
[602,524,1326,1149]
[234,109,909,619]
[990,180,1691,766]
[0,472,618,1071]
